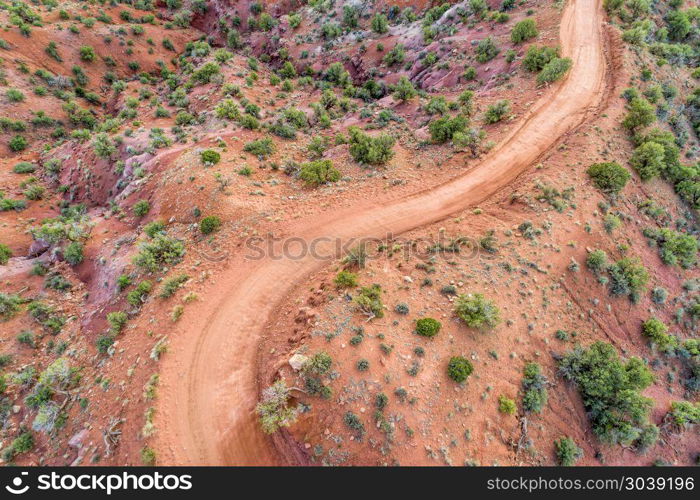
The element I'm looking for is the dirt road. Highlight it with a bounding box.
[156,0,609,465]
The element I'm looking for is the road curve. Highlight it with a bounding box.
[156,0,609,465]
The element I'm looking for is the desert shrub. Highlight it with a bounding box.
[641,317,678,353]
[354,284,384,319]
[159,274,190,299]
[3,431,34,461]
[127,281,153,308]
[429,114,468,143]
[623,97,655,130]
[299,160,341,186]
[630,141,665,180]
[6,89,24,103]
[383,44,405,66]
[608,257,649,302]
[0,293,22,320]
[522,362,548,413]
[511,18,538,43]
[132,200,150,217]
[200,149,220,165]
[199,216,222,235]
[215,99,240,120]
[344,411,365,436]
[475,37,499,63]
[484,100,510,124]
[587,162,630,194]
[13,162,35,174]
[559,342,657,448]
[454,293,500,329]
[642,228,698,269]
[302,352,332,376]
[536,57,572,85]
[132,234,185,272]
[586,249,608,274]
[79,45,96,62]
[243,137,275,158]
[463,66,477,80]
[498,395,517,415]
[334,270,357,288]
[191,62,220,84]
[523,46,558,71]
[415,318,441,338]
[342,244,367,268]
[666,401,700,430]
[555,437,583,466]
[392,76,416,101]
[371,13,388,34]
[9,135,27,151]
[106,311,128,335]
[256,380,298,434]
[0,244,11,265]
[63,241,84,266]
[348,127,395,165]
[447,356,473,383]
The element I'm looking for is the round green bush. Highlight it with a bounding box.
[200,149,220,165]
[415,317,441,337]
[447,356,473,383]
[199,215,222,235]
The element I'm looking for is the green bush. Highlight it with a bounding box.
[63,241,84,266]
[498,395,517,415]
[132,234,185,272]
[353,284,384,319]
[132,200,150,217]
[522,45,558,71]
[0,244,11,265]
[348,127,395,165]
[642,227,698,269]
[200,149,220,165]
[6,89,24,103]
[522,362,548,413]
[9,135,28,152]
[447,356,473,383]
[200,215,222,235]
[484,100,510,124]
[475,37,499,63]
[622,97,655,130]
[334,270,357,288]
[383,43,405,66]
[244,137,275,158]
[127,280,153,307]
[392,76,416,101]
[607,257,649,302]
[106,311,128,334]
[415,318,441,337]
[429,114,468,143]
[666,401,700,430]
[554,436,583,466]
[586,249,608,274]
[511,18,538,43]
[371,13,388,34]
[630,141,665,180]
[559,342,656,448]
[536,58,572,85]
[299,160,341,186]
[344,411,365,436]
[0,293,22,320]
[13,162,36,174]
[641,317,678,353]
[454,293,500,329]
[587,162,630,194]
[159,274,190,298]
[79,45,96,62]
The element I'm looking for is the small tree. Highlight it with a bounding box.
[484,100,510,124]
[299,160,341,186]
[371,13,389,34]
[348,127,395,165]
[622,97,655,130]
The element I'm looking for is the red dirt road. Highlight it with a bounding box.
[156,0,609,465]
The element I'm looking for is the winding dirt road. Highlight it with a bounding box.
[156,0,609,465]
